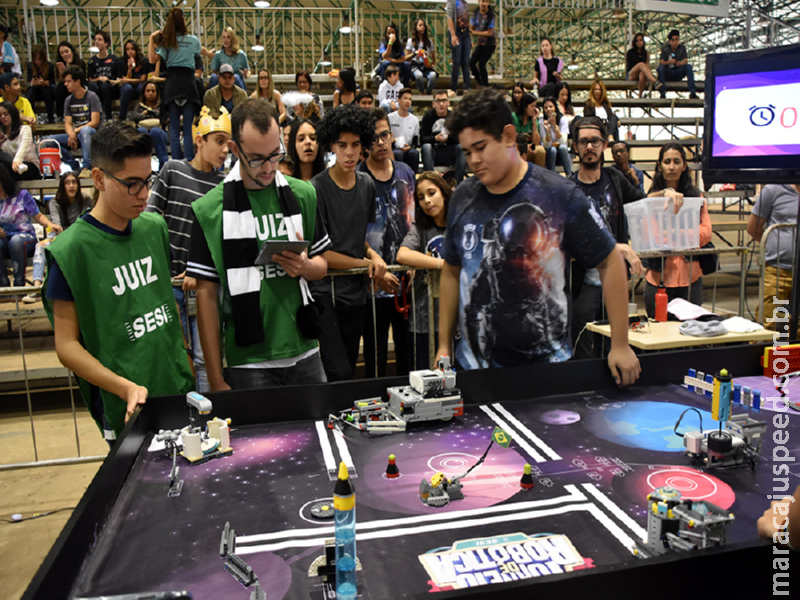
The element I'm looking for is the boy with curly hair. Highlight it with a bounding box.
[311,104,388,380]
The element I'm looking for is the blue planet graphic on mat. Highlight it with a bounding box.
[586,401,713,452]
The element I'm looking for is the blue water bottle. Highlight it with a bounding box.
[334,462,357,599]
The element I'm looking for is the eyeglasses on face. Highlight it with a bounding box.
[576,137,604,149]
[373,130,392,145]
[237,143,285,168]
[102,170,156,195]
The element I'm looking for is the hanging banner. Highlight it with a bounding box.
[635,0,730,18]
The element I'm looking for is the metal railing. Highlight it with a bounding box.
[0,285,106,471]
[327,264,440,375]
[631,245,751,316]
[757,222,797,327]
[7,1,792,85]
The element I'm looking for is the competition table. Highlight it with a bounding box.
[25,344,800,599]
[586,320,775,351]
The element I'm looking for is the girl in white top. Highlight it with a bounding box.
[0,101,38,180]
[538,96,573,176]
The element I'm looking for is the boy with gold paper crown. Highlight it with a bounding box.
[44,121,195,443]
[146,106,232,392]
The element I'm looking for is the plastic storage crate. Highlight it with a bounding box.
[624,196,703,252]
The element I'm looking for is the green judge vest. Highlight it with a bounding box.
[43,213,194,436]
[191,180,319,367]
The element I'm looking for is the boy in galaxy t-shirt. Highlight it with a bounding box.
[438,88,640,386]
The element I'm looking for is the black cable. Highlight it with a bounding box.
[674,407,704,438]
[462,439,495,478]
[0,507,75,524]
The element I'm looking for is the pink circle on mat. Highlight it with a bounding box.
[644,466,734,509]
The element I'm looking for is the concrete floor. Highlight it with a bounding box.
[0,203,763,598]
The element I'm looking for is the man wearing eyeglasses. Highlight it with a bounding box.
[569,116,645,360]
[188,99,332,391]
[420,90,467,183]
[43,122,194,443]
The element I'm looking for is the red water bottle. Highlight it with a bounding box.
[655,284,668,322]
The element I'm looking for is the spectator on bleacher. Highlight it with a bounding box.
[146,106,231,391]
[469,0,496,88]
[311,104,381,381]
[289,71,323,119]
[509,81,526,112]
[23,171,92,303]
[46,66,100,178]
[657,30,698,100]
[358,107,416,378]
[204,64,248,120]
[610,141,645,193]
[209,27,249,92]
[333,67,357,109]
[406,18,439,95]
[747,184,800,329]
[288,118,325,182]
[149,7,203,161]
[356,90,374,109]
[44,122,194,441]
[644,142,710,317]
[0,72,35,127]
[0,26,20,76]
[512,93,545,168]
[569,116,644,359]
[446,0,471,95]
[555,81,575,119]
[0,164,60,289]
[420,90,467,183]
[0,101,39,180]
[583,79,619,143]
[396,170,450,369]
[539,96,572,176]
[250,68,286,122]
[55,42,86,122]
[117,39,151,106]
[130,81,168,170]
[87,31,129,121]
[626,32,661,98]
[530,37,563,99]
[377,65,403,113]
[388,89,420,173]
[376,23,411,88]
[25,45,56,124]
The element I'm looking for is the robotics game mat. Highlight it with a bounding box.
[72,382,800,599]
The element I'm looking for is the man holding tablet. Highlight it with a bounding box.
[187,99,332,390]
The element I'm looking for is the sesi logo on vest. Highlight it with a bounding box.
[124,302,174,341]
[112,257,159,296]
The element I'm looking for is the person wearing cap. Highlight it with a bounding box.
[145,106,232,391]
[203,63,248,119]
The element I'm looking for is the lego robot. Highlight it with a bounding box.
[330,356,464,435]
[419,472,464,507]
[679,370,766,469]
[635,486,735,558]
[157,392,233,465]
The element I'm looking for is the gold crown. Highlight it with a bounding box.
[193,106,232,140]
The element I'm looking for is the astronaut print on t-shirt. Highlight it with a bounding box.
[442,165,616,369]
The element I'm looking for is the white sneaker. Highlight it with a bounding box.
[22,292,41,304]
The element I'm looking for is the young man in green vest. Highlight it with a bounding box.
[187,99,332,391]
[44,121,194,443]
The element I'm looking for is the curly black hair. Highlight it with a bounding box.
[445,87,512,142]
[316,104,375,152]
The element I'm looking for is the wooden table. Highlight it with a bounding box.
[586,319,774,351]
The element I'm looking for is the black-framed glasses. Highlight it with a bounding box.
[373,130,392,145]
[434,98,449,104]
[237,143,285,168]
[576,137,604,149]
[102,170,155,195]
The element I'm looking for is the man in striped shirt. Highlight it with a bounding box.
[145,106,231,391]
